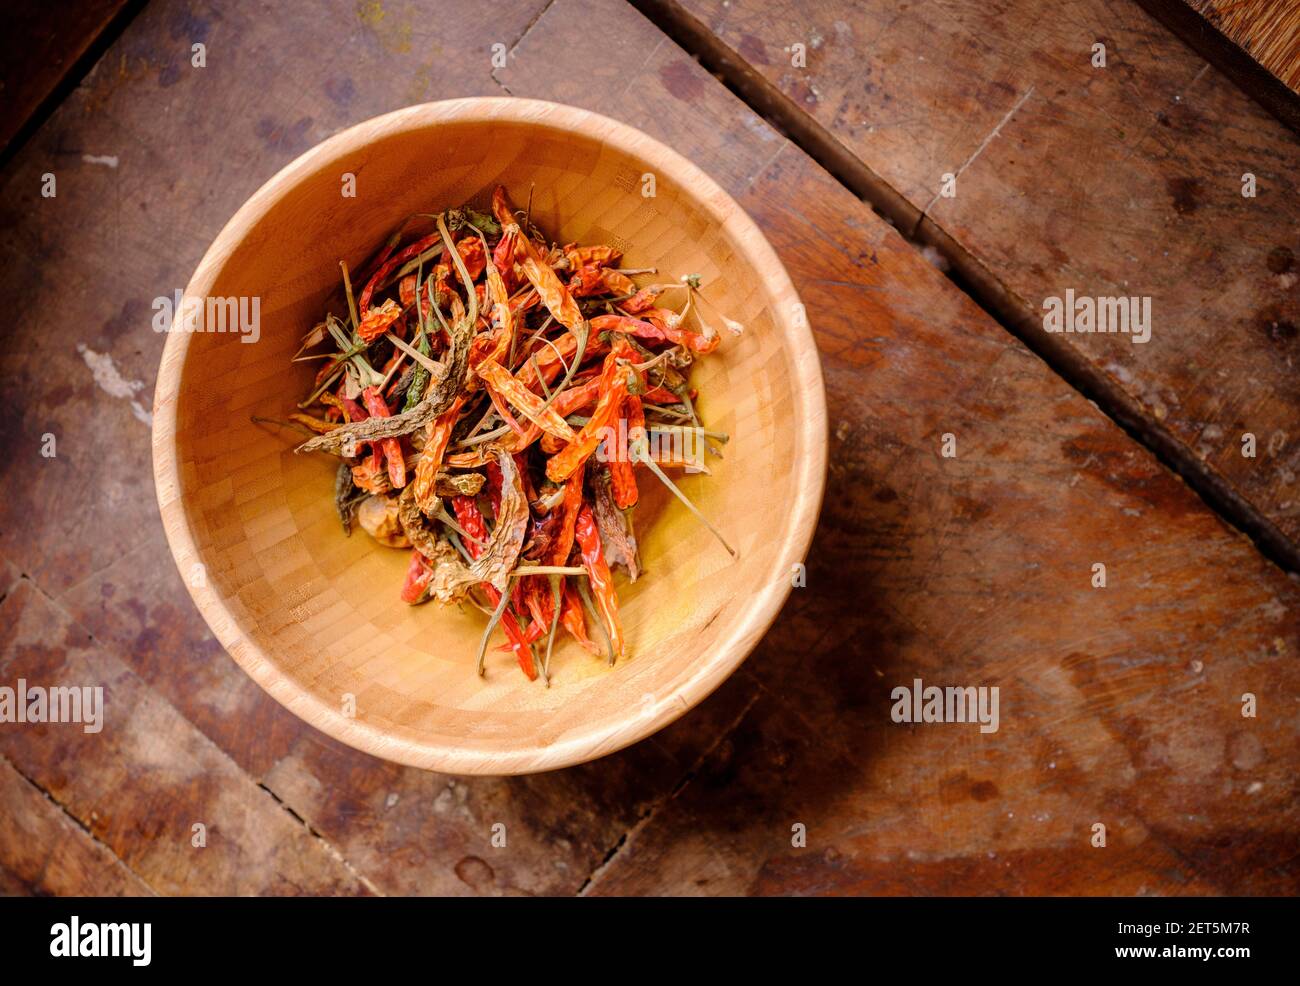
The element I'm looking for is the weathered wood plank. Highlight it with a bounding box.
[259,672,759,895]
[0,756,154,896]
[0,0,132,159]
[645,0,1300,567]
[1135,0,1300,134]
[0,579,373,895]
[499,0,1300,895]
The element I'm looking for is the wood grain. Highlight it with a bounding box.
[645,0,1300,567]
[0,579,373,895]
[1186,0,1300,91]
[501,0,1300,895]
[0,756,154,896]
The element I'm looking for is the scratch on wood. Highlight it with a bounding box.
[915,85,1036,232]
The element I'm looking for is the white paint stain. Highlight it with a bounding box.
[77,344,152,426]
[82,154,119,168]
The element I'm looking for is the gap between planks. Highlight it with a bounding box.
[629,0,1300,577]
[0,0,150,173]
[1,749,163,896]
[2,572,380,896]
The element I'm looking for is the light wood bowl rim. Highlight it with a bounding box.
[151,97,827,774]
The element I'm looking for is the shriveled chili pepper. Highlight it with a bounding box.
[452,495,536,679]
[456,236,486,281]
[560,579,599,655]
[359,232,441,313]
[411,395,465,514]
[362,385,406,489]
[599,267,636,295]
[477,358,576,443]
[466,253,515,379]
[621,284,664,314]
[589,313,718,354]
[568,264,607,297]
[287,412,339,434]
[610,394,643,508]
[357,298,403,343]
[575,503,624,664]
[491,187,583,334]
[545,355,635,483]
[547,460,585,566]
[400,549,434,603]
[563,243,622,268]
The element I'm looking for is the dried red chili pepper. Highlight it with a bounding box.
[610,394,643,509]
[622,285,664,314]
[359,232,441,313]
[362,385,406,489]
[452,495,536,680]
[547,460,585,567]
[560,580,599,655]
[400,549,434,603]
[575,503,624,664]
[589,313,718,354]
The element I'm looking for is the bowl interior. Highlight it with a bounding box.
[162,102,820,773]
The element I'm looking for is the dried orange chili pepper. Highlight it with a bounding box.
[610,394,643,509]
[477,359,576,443]
[545,355,634,483]
[411,395,465,513]
[600,268,636,295]
[589,313,718,354]
[491,187,583,334]
[357,298,403,342]
[563,243,622,268]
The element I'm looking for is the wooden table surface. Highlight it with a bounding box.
[0,0,1296,896]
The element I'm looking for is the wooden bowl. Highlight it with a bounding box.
[152,98,826,774]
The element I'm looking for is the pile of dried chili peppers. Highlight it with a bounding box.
[282,186,739,684]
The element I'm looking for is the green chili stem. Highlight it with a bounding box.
[476,588,514,677]
[577,578,614,666]
[543,574,562,686]
[632,437,736,558]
